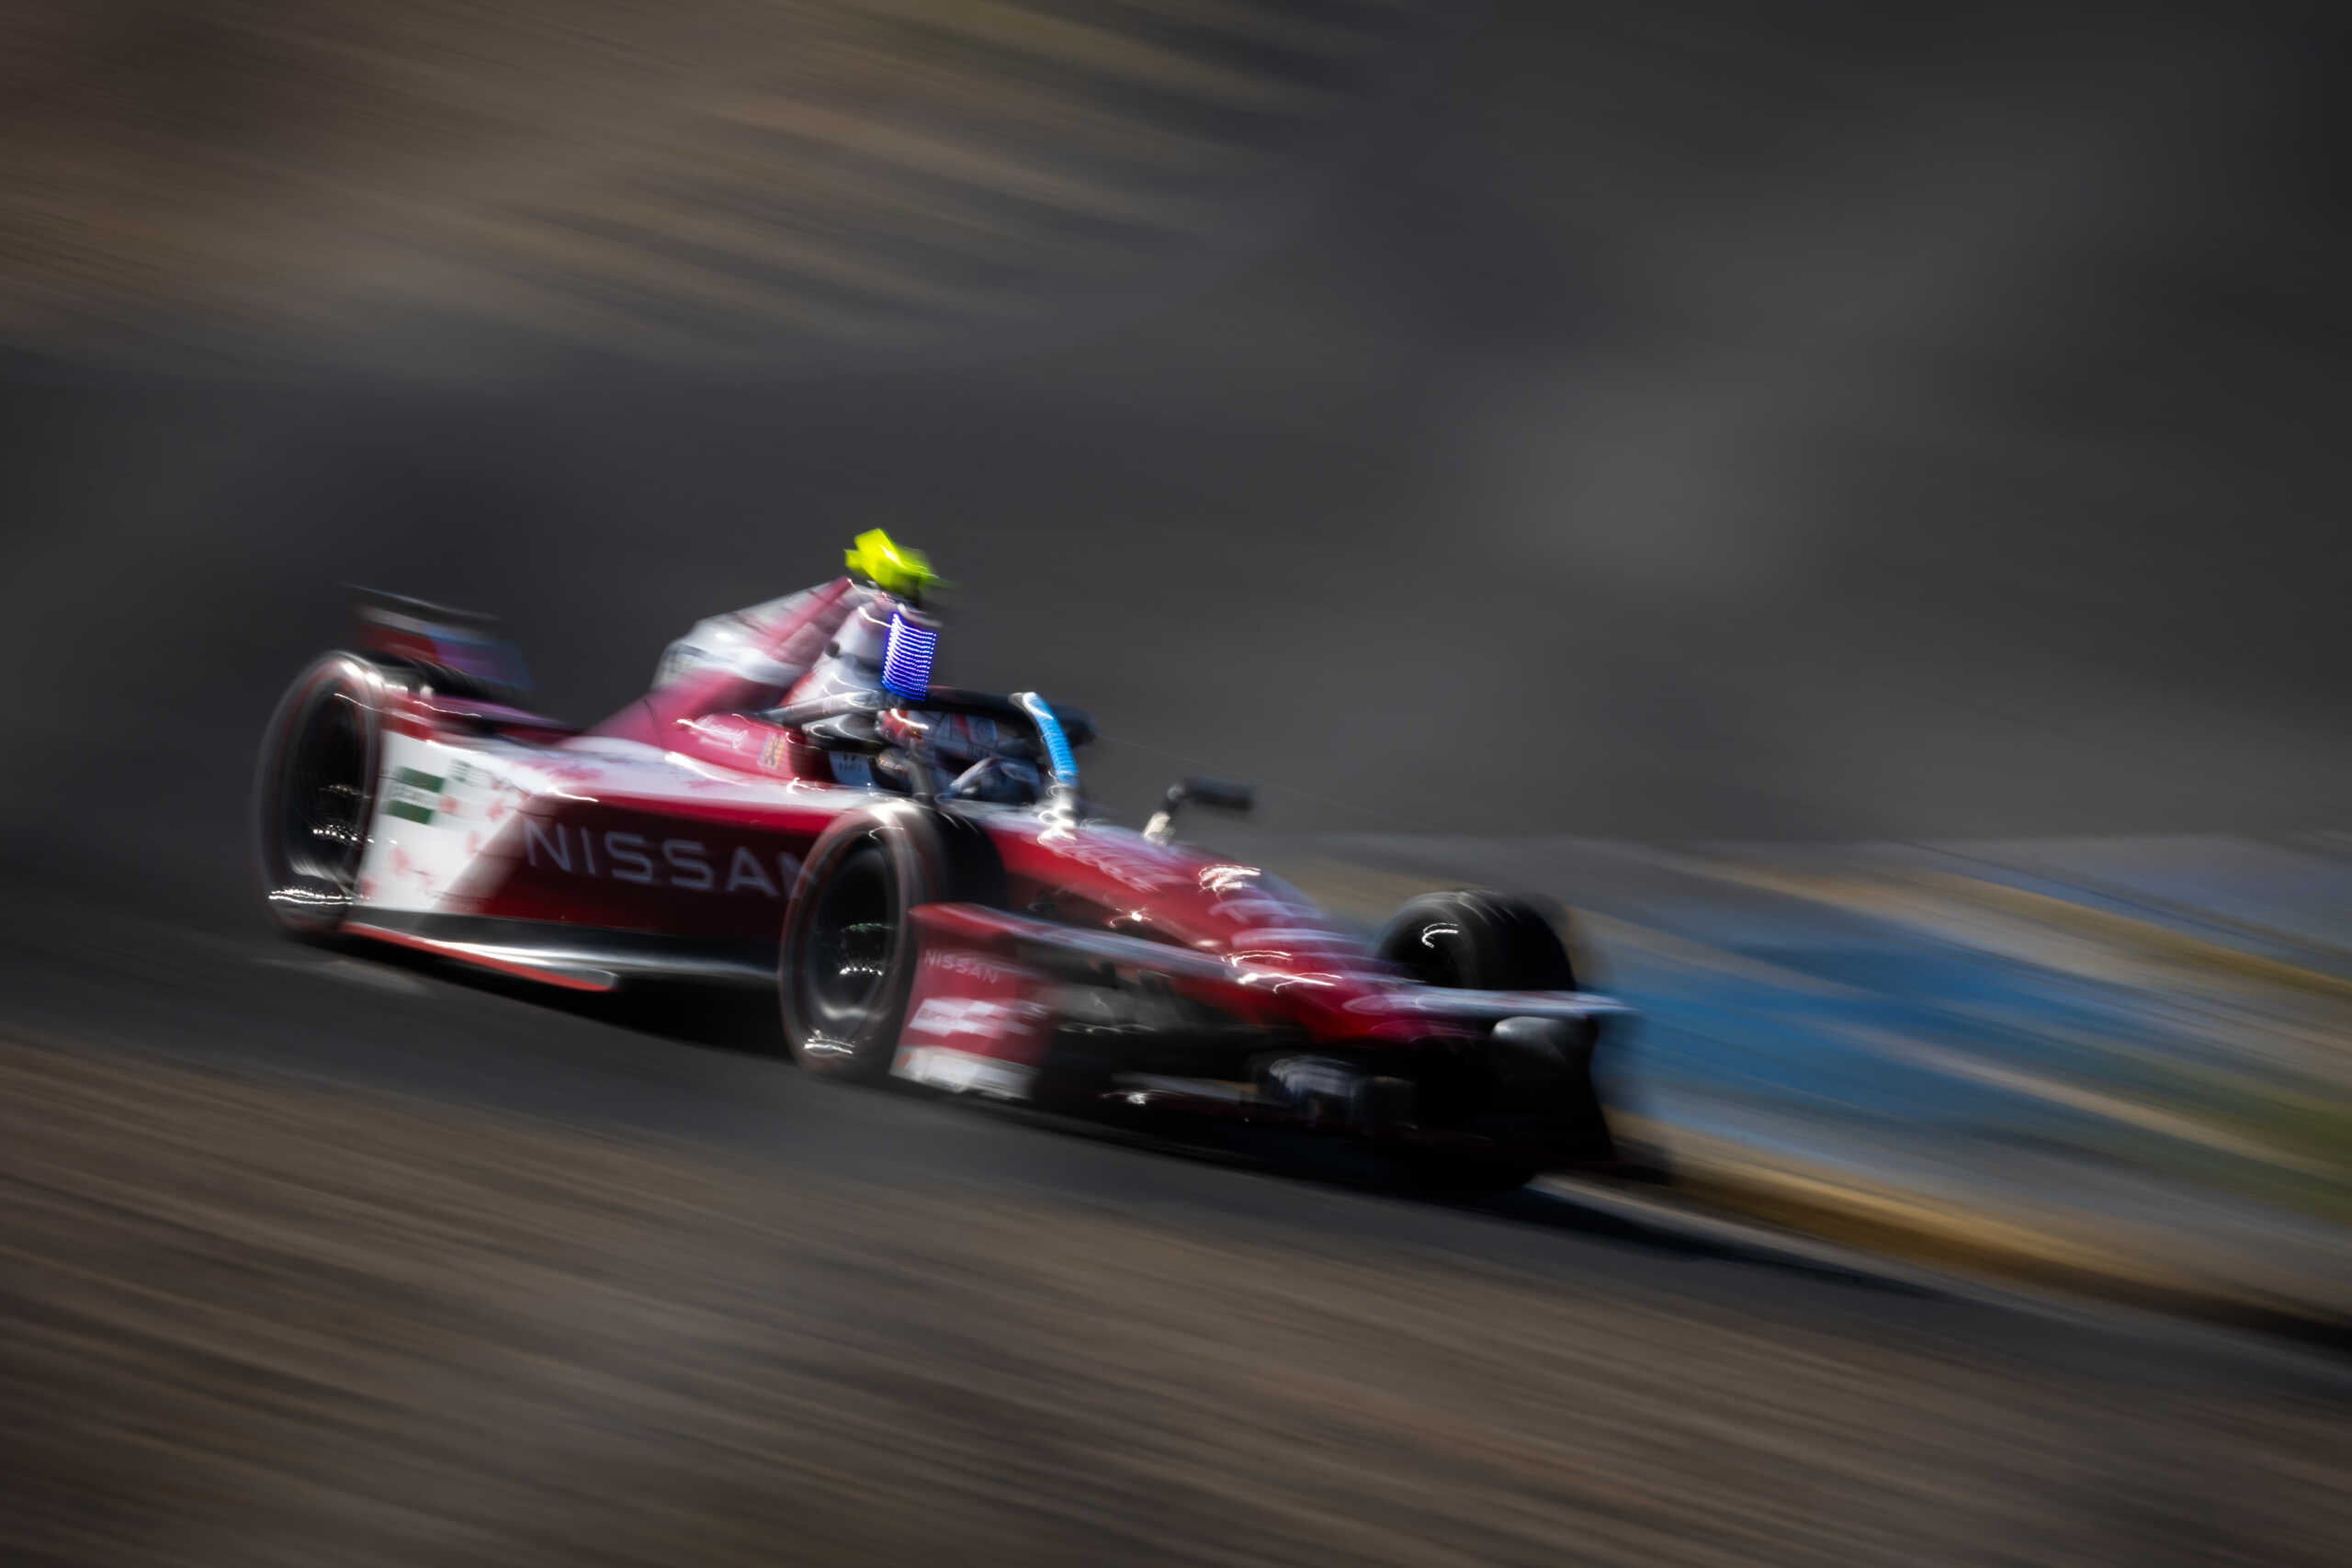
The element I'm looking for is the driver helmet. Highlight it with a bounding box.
[805,530,946,704]
[835,530,944,681]
[843,528,945,603]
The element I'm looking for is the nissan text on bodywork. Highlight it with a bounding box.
[255,545,1633,1191]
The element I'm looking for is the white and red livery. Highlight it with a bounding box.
[254,581,1631,1189]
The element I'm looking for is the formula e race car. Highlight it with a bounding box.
[254,585,1631,1190]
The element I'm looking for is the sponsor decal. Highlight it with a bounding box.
[919,948,1030,986]
[523,821,803,897]
[759,730,790,773]
[385,767,445,825]
[890,1045,1036,1100]
[904,997,1046,1045]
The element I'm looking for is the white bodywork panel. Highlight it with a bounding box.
[354,731,867,915]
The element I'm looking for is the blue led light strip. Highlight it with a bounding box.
[880,613,936,701]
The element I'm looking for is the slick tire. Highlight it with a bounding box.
[1374,889,1578,992]
[1375,891,1609,1191]
[778,804,1007,1082]
[253,653,396,938]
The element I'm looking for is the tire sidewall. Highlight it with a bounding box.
[252,652,393,937]
[778,803,1001,1080]
[1374,890,1577,992]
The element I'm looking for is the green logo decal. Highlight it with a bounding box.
[384,767,446,825]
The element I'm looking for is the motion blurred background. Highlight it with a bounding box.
[3,2,2349,1563]
[6,0,2347,871]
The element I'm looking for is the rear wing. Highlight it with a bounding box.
[351,588,533,704]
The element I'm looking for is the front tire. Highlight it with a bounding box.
[1375,889,1577,992]
[1374,891,1612,1190]
[778,805,1005,1081]
[253,654,394,937]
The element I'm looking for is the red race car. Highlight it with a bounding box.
[254,563,1630,1190]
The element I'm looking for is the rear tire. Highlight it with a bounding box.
[778,804,1005,1081]
[253,654,394,937]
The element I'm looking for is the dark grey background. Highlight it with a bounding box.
[4,0,2346,918]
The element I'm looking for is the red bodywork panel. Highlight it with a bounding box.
[342,592,1619,1104]
[372,665,1462,1054]
[446,797,831,939]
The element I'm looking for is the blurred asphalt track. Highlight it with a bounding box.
[3,871,2351,1562]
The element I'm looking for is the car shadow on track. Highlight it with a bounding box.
[342,942,1932,1298]
[955,1099,1939,1297]
[323,938,790,1048]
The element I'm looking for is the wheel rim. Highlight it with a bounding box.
[283,687,368,888]
[263,673,373,923]
[801,841,899,1045]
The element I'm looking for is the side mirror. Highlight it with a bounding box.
[1143,774,1254,844]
